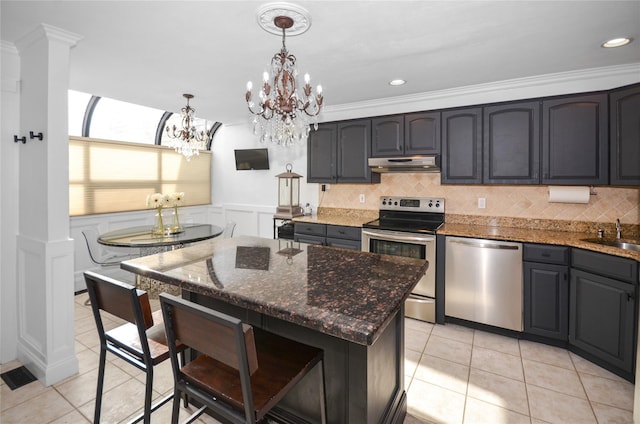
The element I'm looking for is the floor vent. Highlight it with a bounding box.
[1,366,37,390]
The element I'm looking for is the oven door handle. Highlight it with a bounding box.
[362,229,435,244]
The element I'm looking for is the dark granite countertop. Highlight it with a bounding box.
[438,223,640,262]
[293,209,639,262]
[121,236,428,346]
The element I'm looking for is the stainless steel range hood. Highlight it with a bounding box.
[368,155,440,173]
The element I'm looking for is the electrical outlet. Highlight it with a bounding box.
[359,194,365,203]
[478,197,486,209]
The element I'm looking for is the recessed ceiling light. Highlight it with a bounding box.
[602,37,632,48]
[389,79,406,86]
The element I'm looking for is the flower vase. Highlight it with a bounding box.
[171,206,181,233]
[152,208,165,235]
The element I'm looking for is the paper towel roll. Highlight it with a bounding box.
[548,186,590,204]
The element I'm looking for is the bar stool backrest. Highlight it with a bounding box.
[160,293,259,420]
[85,272,154,354]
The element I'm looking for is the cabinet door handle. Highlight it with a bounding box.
[563,272,568,281]
[627,292,634,302]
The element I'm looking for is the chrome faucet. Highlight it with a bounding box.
[616,219,622,239]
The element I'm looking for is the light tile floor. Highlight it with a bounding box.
[404,318,635,424]
[0,292,635,424]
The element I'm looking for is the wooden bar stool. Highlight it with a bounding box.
[159,293,327,424]
[84,271,186,424]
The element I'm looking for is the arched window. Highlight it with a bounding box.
[87,97,166,144]
[67,90,218,216]
[68,90,92,137]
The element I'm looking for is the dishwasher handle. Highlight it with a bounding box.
[447,238,520,250]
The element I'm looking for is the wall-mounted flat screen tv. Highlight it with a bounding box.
[234,148,270,170]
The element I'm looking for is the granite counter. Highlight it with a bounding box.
[438,223,640,261]
[294,208,639,261]
[121,235,427,345]
[121,235,428,423]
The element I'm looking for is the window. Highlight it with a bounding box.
[68,90,92,137]
[69,136,211,216]
[88,97,166,144]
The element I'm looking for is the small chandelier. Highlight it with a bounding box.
[246,9,323,147]
[165,93,209,161]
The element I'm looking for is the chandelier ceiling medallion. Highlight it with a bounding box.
[165,93,210,161]
[246,3,323,146]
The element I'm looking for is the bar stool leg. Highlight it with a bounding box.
[319,359,327,424]
[94,347,107,423]
[143,367,153,424]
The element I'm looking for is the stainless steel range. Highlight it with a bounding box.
[361,196,445,323]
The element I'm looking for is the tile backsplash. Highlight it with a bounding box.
[316,173,639,225]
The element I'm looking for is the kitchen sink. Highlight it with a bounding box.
[581,238,640,252]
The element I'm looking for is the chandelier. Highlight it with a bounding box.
[165,93,209,161]
[246,8,323,147]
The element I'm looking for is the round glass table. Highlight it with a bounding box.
[97,223,223,249]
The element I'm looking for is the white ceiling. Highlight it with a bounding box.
[2,1,639,125]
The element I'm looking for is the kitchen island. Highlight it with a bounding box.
[121,235,428,424]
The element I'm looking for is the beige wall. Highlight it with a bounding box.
[316,173,639,225]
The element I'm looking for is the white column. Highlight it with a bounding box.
[1,41,21,362]
[14,24,82,386]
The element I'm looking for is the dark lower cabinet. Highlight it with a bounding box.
[524,262,569,340]
[294,223,361,250]
[569,249,638,378]
[523,244,569,341]
[610,84,640,185]
[326,225,362,250]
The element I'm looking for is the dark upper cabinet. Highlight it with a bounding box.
[483,101,540,184]
[405,111,441,155]
[441,107,482,184]
[610,84,640,186]
[371,115,404,157]
[307,123,337,183]
[371,112,441,157]
[542,94,608,185]
[307,120,379,184]
[337,119,378,183]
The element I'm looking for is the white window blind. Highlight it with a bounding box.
[69,136,211,216]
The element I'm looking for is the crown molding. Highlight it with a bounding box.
[321,63,640,122]
[14,23,83,52]
[1,40,19,55]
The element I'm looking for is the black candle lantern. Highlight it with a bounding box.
[275,163,304,218]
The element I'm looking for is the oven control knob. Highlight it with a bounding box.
[394,201,398,206]
[428,202,433,207]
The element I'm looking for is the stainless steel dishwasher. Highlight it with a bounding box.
[445,236,523,331]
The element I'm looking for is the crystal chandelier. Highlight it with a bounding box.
[246,12,323,147]
[165,93,209,161]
